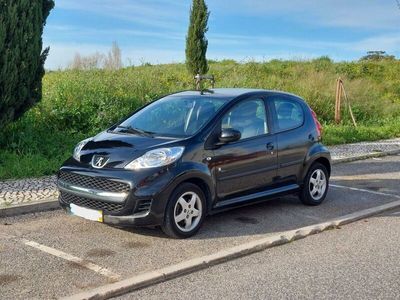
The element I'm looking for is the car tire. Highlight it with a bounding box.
[300,162,329,206]
[161,183,206,238]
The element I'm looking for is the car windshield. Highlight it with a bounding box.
[116,95,226,137]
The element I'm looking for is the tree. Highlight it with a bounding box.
[69,52,105,70]
[185,0,210,76]
[104,41,122,70]
[0,0,54,129]
[68,42,123,70]
[360,51,395,61]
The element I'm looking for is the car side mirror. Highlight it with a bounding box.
[219,128,241,144]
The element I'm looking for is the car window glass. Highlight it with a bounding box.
[118,96,225,137]
[273,98,304,131]
[222,99,268,140]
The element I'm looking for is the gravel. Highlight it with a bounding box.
[329,138,400,160]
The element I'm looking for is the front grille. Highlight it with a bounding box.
[134,199,152,214]
[61,192,124,213]
[58,171,130,193]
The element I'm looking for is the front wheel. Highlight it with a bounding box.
[300,162,329,206]
[161,183,206,238]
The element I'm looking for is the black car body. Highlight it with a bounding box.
[58,89,331,238]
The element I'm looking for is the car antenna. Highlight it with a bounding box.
[194,74,215,95]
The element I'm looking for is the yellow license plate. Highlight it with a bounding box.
[70,204,103,222]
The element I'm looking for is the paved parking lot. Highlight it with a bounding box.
[1,155,399,299]
[119,208,400,300]
[117,209,400,300]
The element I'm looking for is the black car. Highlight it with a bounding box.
[58,88,331,238]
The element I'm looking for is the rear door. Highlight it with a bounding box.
[212,97,278,200]
[268,95,309,185]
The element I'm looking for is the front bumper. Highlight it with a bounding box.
[57,158,176,227]
[59,198,161,226]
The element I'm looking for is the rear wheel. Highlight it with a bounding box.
[300,162,329,206]
[162,183,206,238]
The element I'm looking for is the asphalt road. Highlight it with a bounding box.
[0,154,399,299]
[119,208,400,300]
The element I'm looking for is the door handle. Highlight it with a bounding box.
[266,143,274,150]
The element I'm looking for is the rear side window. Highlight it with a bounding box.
[273,98,304,131]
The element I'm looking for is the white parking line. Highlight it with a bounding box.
[22,239,121,281]
[330,184,400,199]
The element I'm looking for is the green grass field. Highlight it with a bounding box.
[1,58,400,180]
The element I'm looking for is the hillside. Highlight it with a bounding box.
[1,58,399,179]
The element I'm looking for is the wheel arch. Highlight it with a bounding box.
[313,157,331,176]
[180,177,213,213]
[160,169,215,214]
[302,150,332,185]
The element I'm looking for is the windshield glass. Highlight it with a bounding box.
[117,95,226,137]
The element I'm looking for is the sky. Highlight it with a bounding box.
[44,0,400,69]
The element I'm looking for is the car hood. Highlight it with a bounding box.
[79,131,182,168]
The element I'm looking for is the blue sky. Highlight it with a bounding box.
[44,0,400,69]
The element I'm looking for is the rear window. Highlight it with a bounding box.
[273,98,304,131]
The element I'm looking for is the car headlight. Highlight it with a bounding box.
[125,147,184,170]
[73,138,92,161]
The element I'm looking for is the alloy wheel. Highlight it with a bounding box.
[309,169,327,201]
[173,191,203,232]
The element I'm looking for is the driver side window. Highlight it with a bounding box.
[222,99,268,140]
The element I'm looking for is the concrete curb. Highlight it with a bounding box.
[1,149,399,218]
[0,198,60,218]
[61,199,400,300]
[331,149,400,165]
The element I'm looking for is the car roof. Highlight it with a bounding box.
[171,88,302,101]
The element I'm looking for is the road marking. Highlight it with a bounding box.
[331,172,399,181]
[22,239,121,281]
[330,184,400,199]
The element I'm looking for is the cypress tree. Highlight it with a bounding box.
[185,0,210,76]
[0,0,54,129]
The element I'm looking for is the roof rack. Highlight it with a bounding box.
[194,74,215,92]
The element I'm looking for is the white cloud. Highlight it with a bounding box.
[211,0,400,29]
[209,32,400,53]
[350,33,400,52]
[55,0,189,29]
[45,25,185,41]
[43,1,400,68]
[44,30,400,69]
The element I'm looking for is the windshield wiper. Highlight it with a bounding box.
[116,126,154,137]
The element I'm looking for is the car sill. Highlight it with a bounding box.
[214,184,300,209]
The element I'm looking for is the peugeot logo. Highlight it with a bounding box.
[91,155,109,169]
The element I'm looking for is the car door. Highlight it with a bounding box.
[268,95,309,185]
[211,97,278,200]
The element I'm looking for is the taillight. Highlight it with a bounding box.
[310,109,322,139]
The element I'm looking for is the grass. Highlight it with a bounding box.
[323,120,400,145]
[1,58,400,180]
